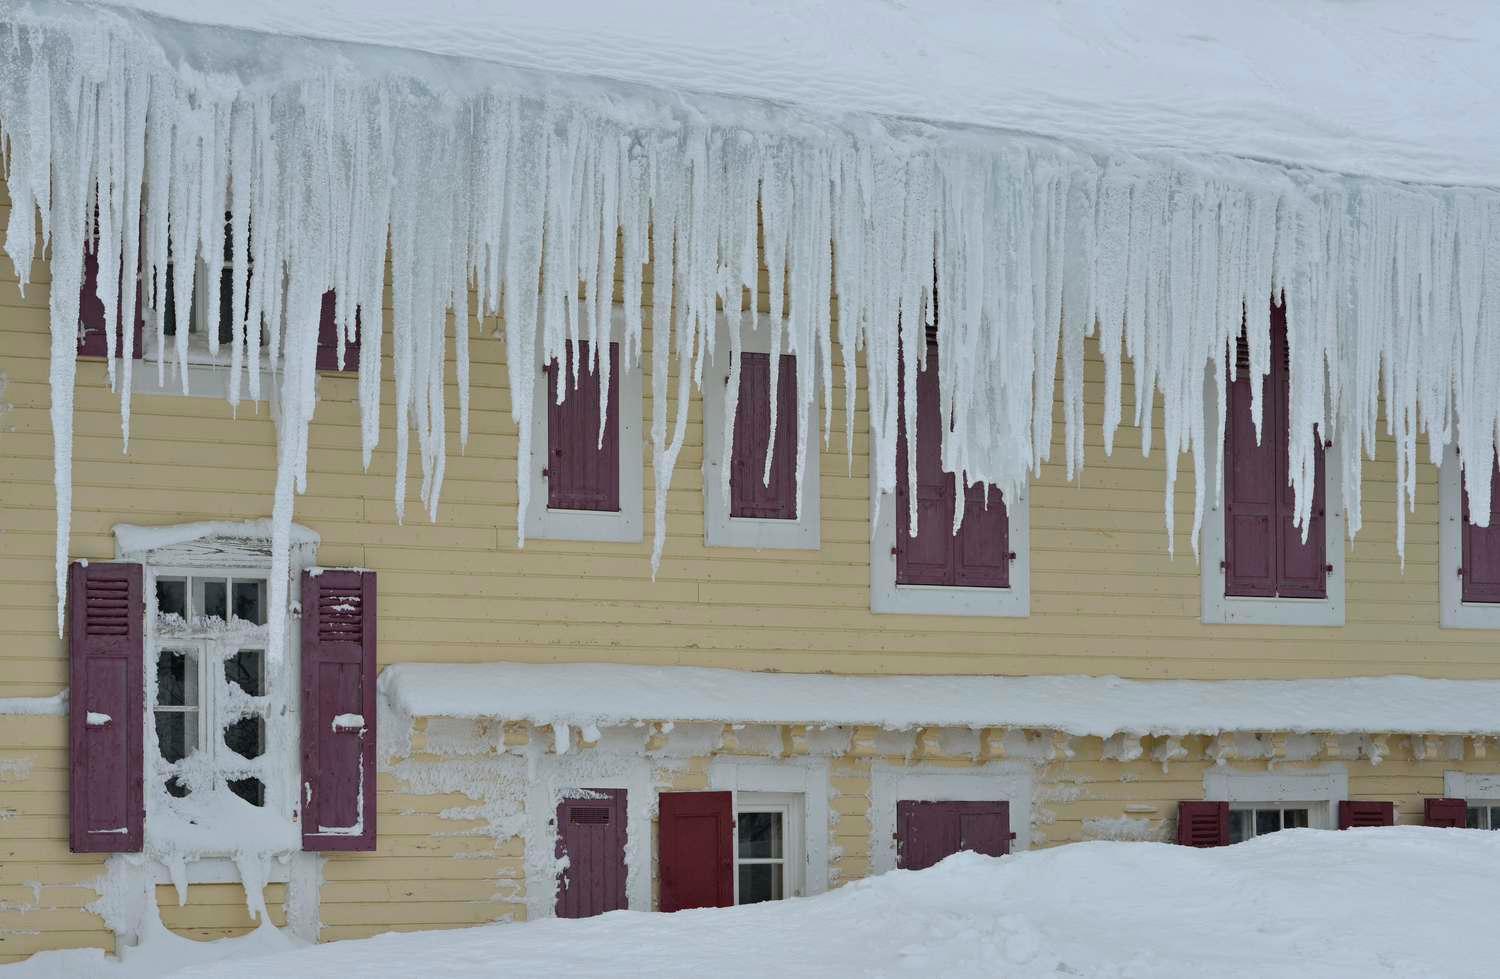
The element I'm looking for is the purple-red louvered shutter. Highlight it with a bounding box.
[956,483,1010,587]
[896,800,1012,871]
[77,247,145,360]
[1177,801,1229,847]
[1424,798,1467,828]
[658,791,733,912]
[69,562,144,853]
[301,569,377,850]
[555,788,628,918]
[1461,456,1500,603]
[729,352,799,519]
[546,341,621,512]
[1338,800,1394,829]
[315,289,360,373]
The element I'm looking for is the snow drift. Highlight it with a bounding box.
[4,0,1500,660]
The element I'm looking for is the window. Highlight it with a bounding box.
[734,795,801,905]
[1466,803,1500,829]
[1439,447,1500,627]
[703,313,820,549]
[526,306,644,543]
[870,334,1030,616]
[1228,805,1310,843]
[1201,301,1345,625]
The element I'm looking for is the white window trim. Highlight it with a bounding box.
[115,521,317,887]
[702,310,820,550]
[1203,765,1346,831]
[525,304,644,543]
[869,469,1030,617]
[1199,376,1346,626]
[1439,446,1500,629]
[1444,770,1500,800]
[708,755,830,898]
[867,762,1033,875]
[731,792,804,903]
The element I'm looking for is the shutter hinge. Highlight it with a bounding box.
[1458,566,1465,578]
[1324,564,1334,573]
[541,468,549,478]
[1324,439,1333,449]
[1219,561,1228,570]
[1007,551,1017,561]
[890,546,897,556]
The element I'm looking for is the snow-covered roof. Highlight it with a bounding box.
[379,662,1500,738]
[93,0,1500,187]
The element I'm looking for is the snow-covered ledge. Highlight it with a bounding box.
[114,519,320,564]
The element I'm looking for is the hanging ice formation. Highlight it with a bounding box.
[4,4,1500,657]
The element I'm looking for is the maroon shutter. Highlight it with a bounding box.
[68,562,144,853]
[896,800,1012,871]
[896,339,955,585]
[658,791,733,912]
[546,341,621,512]
[1224,329,1279,596]
[1460,456,1500,603]
[1424,798,1468,828]
[1338,800,1395,829]
[1176,801,1230,847]
[555,789,628,918]
[729,352,799,520]
[76,247,145,360]
[1274,306,1328,598]
[955,483,1010,587]
[315,289,360,373]
[300,569,377,851]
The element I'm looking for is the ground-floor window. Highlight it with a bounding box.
[1229,804,1310,843]
[1466,802,1500,829]
[735,793,802,904]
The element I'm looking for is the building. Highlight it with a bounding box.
[2,0,1499,965]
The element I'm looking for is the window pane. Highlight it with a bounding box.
[228,777,265,807]
[231,581,265,626]
[738,811,784,859]
[225,649,265,697]
[1467,806,1483,829]
[154,710,198,763]
[737,863,783,905]
[1229,809,1252,843]
[218,267,236,345]
[1489,807,1500,831]
[223,716,265,760]
[1282,808,1309,830]
[201,579,228,621]
[156,578,187,620]
[156,650,199,707]
[1255,809,1281,837]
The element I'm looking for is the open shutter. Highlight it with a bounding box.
[1424,798,1468,828]
[729,352,798,520]
[897,800,1012,871]
[301,569,377,850]
[1338,800,1394,829]
[1177,801,1229,847]
[658,791,733,912]
[555,788,628,918]
[315,289,360,373]
[77,247,145,360]
[1461,456,1500,603]
[545,341,621,512]
[1224,330,1278,597]
[895,339,955,585]
[69,562,144,852]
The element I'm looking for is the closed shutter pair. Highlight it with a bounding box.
[68,563,377,853]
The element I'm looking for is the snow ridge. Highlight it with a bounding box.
[4,2,1500,649]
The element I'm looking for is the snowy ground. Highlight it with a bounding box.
[10,827,1498,978]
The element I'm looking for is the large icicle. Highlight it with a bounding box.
[4,3,1500,646]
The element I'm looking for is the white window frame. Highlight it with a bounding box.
[1199,375,1346,626]
[1203,765,1344,834]
[115,521,317,886]
[869,470,1030,617]
[732,792,804,904]
[525,304,644,543]
[1439,445,1500,628]
[708,756,830,898]
[702,310,820,550]
[1227,803,1315,842]
[868,762,1033,874]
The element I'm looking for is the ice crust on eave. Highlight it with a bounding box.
[5,2,1500,653]
[380,663,1500,739]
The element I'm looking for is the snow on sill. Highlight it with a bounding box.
[378,662,1500,738]
[0,690,68,716]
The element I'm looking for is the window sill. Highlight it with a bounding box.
[1202,592,1345,627]
[148,855,291,887]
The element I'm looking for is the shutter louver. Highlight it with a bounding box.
[729,352,799,519]
[300,569,377,850]
[554,789,628,918]
[77,246,145,360]
[1338,800,1395,829]
[546,341,621,512]
[1176,801,1229,847]
[1424,798,1468,828]
[315,289,360,373]
[658,791,733,912]
[69,562,144,853]
[1460,456,1500,603]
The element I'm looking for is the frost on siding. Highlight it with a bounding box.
[6,7,1500,648]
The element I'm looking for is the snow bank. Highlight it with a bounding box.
[379,662,1500,738]
[150,829,1500,978]
[0,690,67,715]
[5,0,1500,658]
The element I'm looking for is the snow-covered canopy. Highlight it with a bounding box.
[3,0,1500,655]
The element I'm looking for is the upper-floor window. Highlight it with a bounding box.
[1439,447,1500,627]
[1459,456,1500,603]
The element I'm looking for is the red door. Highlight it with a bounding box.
[896,800,1012,871]
[658,791,733,911]
[555,789,627,918]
